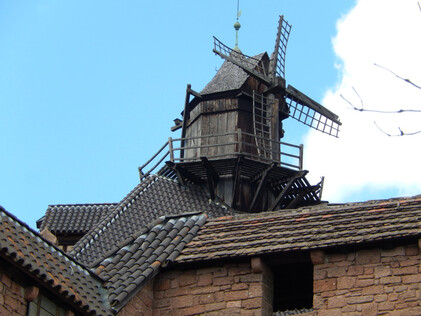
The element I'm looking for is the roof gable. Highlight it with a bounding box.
[70,175,233,267]
[0,206,109,315]
[39,203,117,235]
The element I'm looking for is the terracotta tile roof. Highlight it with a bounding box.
[70,175,234,267]
[201,52,266,95]
[0,206,110,315]
[176,195,421,263]
[95,212,207,312]
[38,203,117,234]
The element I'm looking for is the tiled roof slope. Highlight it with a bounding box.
[71,175,233,267]
[39,203,117,234]
[0,206,110,315]
[177,195,421,263]
[201,52,266,95]
[95,213,207,312]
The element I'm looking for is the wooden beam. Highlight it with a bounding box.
[269,171,307,211]
[201,157,219,200]
[231,155,244,209]
[165,162,202,185]
[249,163,275,212]
[181,84,191,159]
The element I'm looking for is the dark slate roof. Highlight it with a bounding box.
[176,195,421,263]
[0,206,110,316]
[70,175,233,267]
[201,52,266,95]
[95,212,207,312]
[39,203,117,234]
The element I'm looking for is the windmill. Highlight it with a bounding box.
[139,15,341,213]
[212,15,341,148]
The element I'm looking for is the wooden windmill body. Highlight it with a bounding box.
[140,16,341,213]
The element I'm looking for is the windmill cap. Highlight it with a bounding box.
[234,21,241,30]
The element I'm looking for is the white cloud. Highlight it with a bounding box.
[304,0,421,202]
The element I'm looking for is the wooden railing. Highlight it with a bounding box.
[139,130,303,180]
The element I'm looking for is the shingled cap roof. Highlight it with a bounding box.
[200,52,267,96]
[95,212,207,312]
[0,206,110,315]
[71,175,233,267]
[38,203,117,234]
[176,195,421,263]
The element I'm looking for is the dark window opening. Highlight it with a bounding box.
[272,261,313,314]
[27,293,66,316]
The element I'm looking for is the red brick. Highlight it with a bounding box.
[204,302,226,312]
[379,276,401,285]
[326,266,346,278]
[231,283,248,291]
[381,246,405,257]
[213,267,227,277]
[356,249,380,264]
[402,274,421,283]
[190,285,218,295]
[337,276,356,289]
[225,290,249,301]
[399,259,419,267]
[393,266,418,275]
[172,295,193,308]
[314,279,337,293]
[374,266,391,278]
[314,269,327,280]
[227,300,241,308]
[327,295,346,308]
[248,283,263,298]
[362,285,384,295]
[361,302,378,316]
[228,267,251,276]
[239,274,262,283]
[378,301,395,311]
[197,273,212,286]
[405,244,419,256]
[310,250,326,264]
[347,265,364,276]
[317,309,342,316]
[154,279,170,291]
[178,273,196,287]
[213,276,234,286]
[198,294,215,304]
[182,305,206,316]
[241,297,261,309]
[329,253,347,263]
[346,295,374,304]
[356,279,374,287]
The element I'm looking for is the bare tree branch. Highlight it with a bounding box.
[341,88,421,113]
[374,121,421,136]
[374,63,421,90]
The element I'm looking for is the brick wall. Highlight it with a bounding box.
[0,271,27,316]
[312,243,421,315]
[153,261,272,316]
[119,279,153,316]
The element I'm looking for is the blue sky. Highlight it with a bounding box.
[6,0,412,228]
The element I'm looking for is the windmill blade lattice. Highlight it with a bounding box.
[286,85,341,137]
[270,15,292,79]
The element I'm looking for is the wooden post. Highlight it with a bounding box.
[237,129,242,154]
[299,144,304,170]
[168,137,174,162]
[181,84,191,159]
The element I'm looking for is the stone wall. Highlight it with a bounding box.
[311,243,421,315]
[152,260,273,316]
[119,279,153,316]
[0,270,27,316]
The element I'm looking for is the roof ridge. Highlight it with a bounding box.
[48,202,119,207]
[70,175,159,259]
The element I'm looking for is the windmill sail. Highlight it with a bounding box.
[285,85,341,137]
[213,37,271,85]
[269,15,291,79]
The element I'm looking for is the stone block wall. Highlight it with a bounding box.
[0,271,27,316]
[152,261,272,316]
[119,279,153,316]
[312,243,421,315]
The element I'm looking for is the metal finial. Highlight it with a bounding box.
[233,0,241,52]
